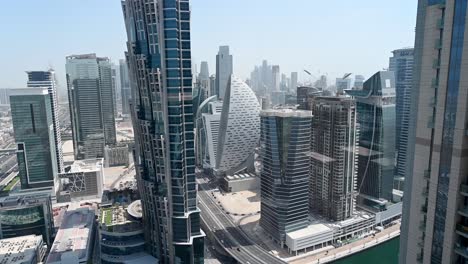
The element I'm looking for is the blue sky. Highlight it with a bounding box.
[0,0,417,89]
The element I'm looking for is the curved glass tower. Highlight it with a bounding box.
[122,1,204,263]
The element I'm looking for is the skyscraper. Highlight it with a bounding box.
[215,45,233,100]
[26,70,63,173]
[66,54,116,160]
[10,88,58,190]
[122,1,204,263]
[198,61,210,99]
[335,78,352,94]
[309,97,358,221]
[389,48,414,187]
[259,107,312,246]
[290,72,298,92]
[354,75,365,90]
[272,65,280,92]
[119,59,131,116]
[215,76,260,176]
[400,1,468,263]
[345,71,396,205]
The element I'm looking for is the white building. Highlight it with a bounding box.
[59,158,104,200]
[0,235,47,264]
[215,76,261,176]
[46,207,96,264]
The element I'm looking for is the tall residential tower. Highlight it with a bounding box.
[122,1,204,263]
[400,1,468,263]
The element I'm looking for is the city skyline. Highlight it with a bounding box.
[0,1,416,89]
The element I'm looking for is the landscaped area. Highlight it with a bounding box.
[3,177,19,192]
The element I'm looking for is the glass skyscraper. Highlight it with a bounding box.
[259,108,312,246]
[215,45,233,100]
[122,1,204,263]
[66,54,117,160]
[389,48,414,189]
[26,70,64,174]
[10,88,59,190]
[346,71,396,206]
[400,1,468,263]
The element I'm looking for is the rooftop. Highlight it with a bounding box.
[9,87,49,96]
[260,107,312,118]
[225,172,257,182]
[47,207,95,264]
[0,235,44,264]
[62,158,104,174]
[100,200,142,227]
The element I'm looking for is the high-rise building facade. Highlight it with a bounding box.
[336,78,352,94]
[399,1,468,263]
[66,54,116,160]
[0,89,9,105]
[215,45,233,100]
[122,1,204,263]
[10,88,58,190]
[345,71,396,204]
[309,97,358,221]
[215,76,260,176]
[354,75,365,90]
[290,72,298,92]
[26,70,64,173]
[119,59,132,116]
[259,107,312,246]
[196,97,222,169]
[389,48,414,186]
[272,65,280,92]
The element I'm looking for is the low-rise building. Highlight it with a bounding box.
[221,172,260,192]
[46,207,96,264]
[59,158,104,201]
[0,189,54,246]
[99,200,158,264]
[0,235,47,264]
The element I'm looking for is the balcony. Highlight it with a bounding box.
[429,97,437,108]
[422,186,429,197]
[433,58,441,69]
[434,39,443,50]
[419,222,426,232]
[437,18,445,29]
[461,184,468,196]
[458,207,468,218]
[421,204,428,214]
[438,2,446,9]
[424,170,431,180]
[417,253,423,263]
[454,245,468,259]
[456,224,468,239]
[431,78,439,89]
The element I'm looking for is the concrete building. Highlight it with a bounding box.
[26,70,64,173]
[0,189,54,246]
[215,46,233,100]
[215,76,261,176]
[0,235,47,264]
[399,1,468,263]
[10,88,59,190]
[46,207,95,264]
[104,144,130,167]
[335,78,352,94]
[259,107,313,246]
[99,200,158,264]
[309,97,358,221]
[66,53,116,160]
[59,158,104,200]
[296,86,323,110]
[389,48,414,191]
[221,172,260,193]
[272,65,280,92]
[119,59,131,116]
[346,71,396,206]
[122,1,205,262]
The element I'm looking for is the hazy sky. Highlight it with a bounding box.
[0,0,417,89]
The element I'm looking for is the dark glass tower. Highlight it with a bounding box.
[122,1,204,263]
[346,71,396,205]
[259,108,312,246]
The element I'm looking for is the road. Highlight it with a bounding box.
[197,176,285,264]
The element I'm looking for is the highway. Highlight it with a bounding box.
[197,176,285,264]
